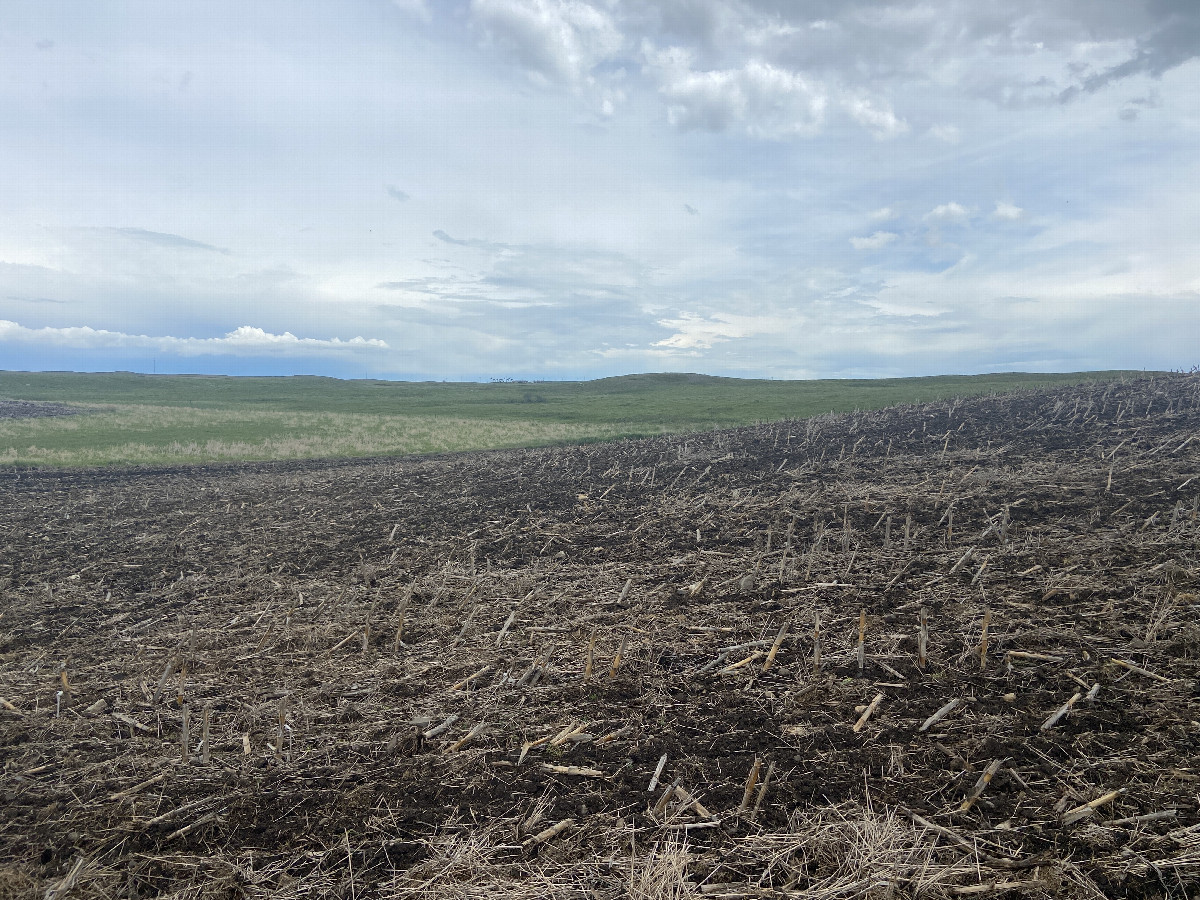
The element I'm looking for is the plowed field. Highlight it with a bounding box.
[2,375,1198,899]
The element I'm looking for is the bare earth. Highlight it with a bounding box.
[1,375,1197,899]
[0,399,81,420]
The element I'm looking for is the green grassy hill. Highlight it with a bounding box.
[0,369,1155,467]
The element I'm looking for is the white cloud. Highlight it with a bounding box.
[599,86,626,116]
[652,312,793,350]
[650,50,827,137]
[850,231,899,250]
[992,201,1023,220]
[869,206,897,221]
[841,92,907,138]
[0,322,389,357]
[470,0,623,85]
[924,202,970,223]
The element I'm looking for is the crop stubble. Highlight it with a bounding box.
[1,375,1198,898]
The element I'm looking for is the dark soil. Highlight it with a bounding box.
[0,399,81,419]
[1,374,1198,899]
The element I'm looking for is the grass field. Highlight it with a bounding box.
[0,369,1156,467]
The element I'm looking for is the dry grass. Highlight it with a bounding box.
[0,403,648,466]
[629,835,700,900]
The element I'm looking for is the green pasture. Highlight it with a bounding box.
[0,369,1153,467]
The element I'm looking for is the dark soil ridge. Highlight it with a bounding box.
[0,398,81,420]
[1,374,1198,899]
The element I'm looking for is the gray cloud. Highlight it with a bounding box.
[467,1,1196,131]
[386,184,410,201]
[1070,2,1200,97]
[431,229,467,246]
[1118,93,1161,120]
[108,228,230,254]
[432,229,476,247]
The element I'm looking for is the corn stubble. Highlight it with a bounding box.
[2,374,1199,898]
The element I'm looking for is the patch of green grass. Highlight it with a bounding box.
[0,369,1155,467]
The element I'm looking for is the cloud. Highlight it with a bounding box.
[458,1,1200,137]
[470,0,623,85]
[650,50,826,137]
[841,92,907,138]
[107,228,230,254]
[1118,92,1161,120]
[433,229,492,248]
[652,312,793,350]
[6,1,1200,381]
[992,201,1023,220]
[924,202,970,223]
[684,203,699,215]
[432,229,466,245]
[1069,4,1200,97]
[850,231,899,250]
[7,295,67,305]
[0,321,388,357]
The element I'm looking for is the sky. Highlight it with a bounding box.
[1,0,1199,381]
